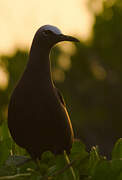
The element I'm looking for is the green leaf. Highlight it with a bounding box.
[0,164,17,176]
[88,146,100,176]
[91,160,111,180]
[70,140,89,160]
[0,121,12,153]
[0,121,9,141]
[70,141,89,179]
[41,151,55,165]
[5,155,31,167]
[0,140,10,167]
[118,172,122,180]
[91,159,122,180]
[110,159,122,180]
[38,163,49,175]
[52,154,76,180]
[112,138,122,159]
[64,151,76,180]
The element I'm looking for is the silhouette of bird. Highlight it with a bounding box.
[8,25,79,159]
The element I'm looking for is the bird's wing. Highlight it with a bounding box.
[55,88,66,106]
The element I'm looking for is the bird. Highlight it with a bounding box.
[8,25,79,160]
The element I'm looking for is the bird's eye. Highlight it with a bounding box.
[42,30,53,36]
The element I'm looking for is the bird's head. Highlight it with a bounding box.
[34,25,79,49]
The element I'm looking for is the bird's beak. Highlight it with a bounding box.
[58,34,79,42]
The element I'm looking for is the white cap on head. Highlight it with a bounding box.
[39,25,62,35]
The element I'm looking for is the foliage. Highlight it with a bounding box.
[0,121,122,180]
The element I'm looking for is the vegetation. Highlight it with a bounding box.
[0,121,122,179]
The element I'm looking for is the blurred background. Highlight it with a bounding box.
[0,0,122,158]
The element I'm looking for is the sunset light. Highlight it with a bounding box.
[0,0,94,54]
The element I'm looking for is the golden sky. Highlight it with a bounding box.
[0,0,94,54]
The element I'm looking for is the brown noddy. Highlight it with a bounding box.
[8,25,79,159]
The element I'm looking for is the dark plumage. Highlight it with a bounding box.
[8,25,79,159]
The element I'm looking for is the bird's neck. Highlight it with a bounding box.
[27,40,52,83]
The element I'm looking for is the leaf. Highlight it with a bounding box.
[41,151,55,165]
[0,121,10,141]
[0,140,10,167]
[5,155,31,167]
[118,172,122,180]
[112,138,122,159]
[110,159,122,180]
[91,160,111,180]
[0,164,16,176]
[91,159,122,180]
[70,140,89,160]
[70,141,89,179]
[52,154,76,180]
[88,146,100,176]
